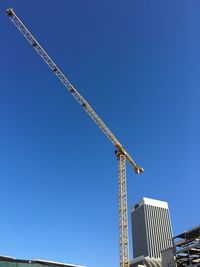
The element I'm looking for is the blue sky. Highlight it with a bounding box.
[1,1,200,267]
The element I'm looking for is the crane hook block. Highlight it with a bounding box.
[6,8,13,17]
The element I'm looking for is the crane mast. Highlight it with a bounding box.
[117,153,129,267]
[6,8,144,267]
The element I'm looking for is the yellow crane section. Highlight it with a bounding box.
[6,8,144,267]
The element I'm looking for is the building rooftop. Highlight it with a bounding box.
[0,255,85,267]
[173,224,200,240]
[131,197,169,212]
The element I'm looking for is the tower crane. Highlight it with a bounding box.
[6,8,144,267]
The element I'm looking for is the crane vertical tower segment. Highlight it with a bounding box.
[6,8,144,267]
[117,153,129,267]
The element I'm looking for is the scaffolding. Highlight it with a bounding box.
[173,225,200,267]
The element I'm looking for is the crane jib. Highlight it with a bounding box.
[6,7,144,267]
[6,8,143,175]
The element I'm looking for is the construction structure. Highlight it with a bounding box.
[172,225,200,267]
[130,255,162,267]
[6,8,144,267]
[0,255,85,267]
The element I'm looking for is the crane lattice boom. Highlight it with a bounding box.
[6,8,144,267]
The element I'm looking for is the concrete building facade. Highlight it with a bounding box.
[131,197,173,259]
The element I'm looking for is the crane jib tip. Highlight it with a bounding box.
[6,8,14,17]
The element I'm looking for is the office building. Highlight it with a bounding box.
[131,197,173,259]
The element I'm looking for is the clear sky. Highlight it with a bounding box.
[1,1,200,267]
